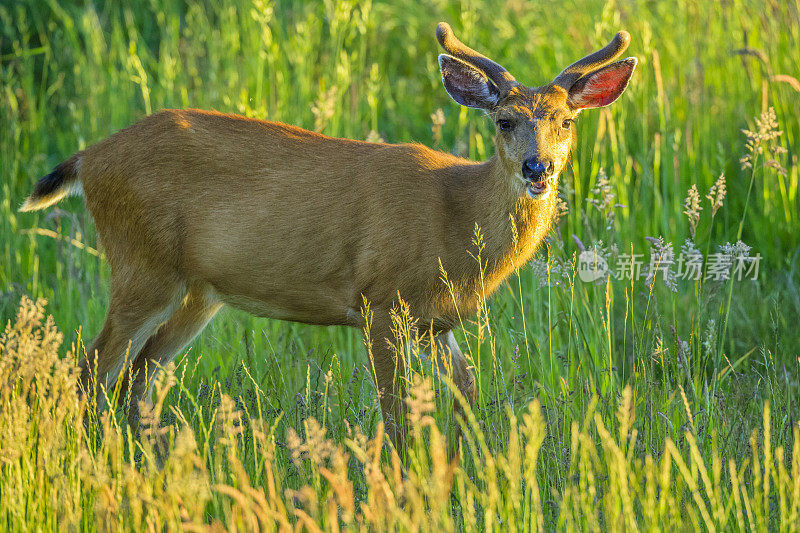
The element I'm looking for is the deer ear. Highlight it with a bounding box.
[568,57,637,109]
[438,54,501,110]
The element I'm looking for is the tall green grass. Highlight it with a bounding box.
[2,296,799,530]
[1,0,799,529]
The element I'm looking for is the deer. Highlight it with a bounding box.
[20,22,636,447]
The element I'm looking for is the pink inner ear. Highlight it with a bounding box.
[570,61,634,109]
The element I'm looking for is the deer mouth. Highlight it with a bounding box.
[526,180,548,198]
[514,173,554,200]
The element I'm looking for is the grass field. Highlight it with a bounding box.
[2,0,800,530]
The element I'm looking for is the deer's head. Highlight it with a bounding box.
[437,23,636,200]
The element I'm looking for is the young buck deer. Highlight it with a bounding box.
[20,23,636,445]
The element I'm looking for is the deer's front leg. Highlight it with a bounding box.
[365,316,407,452]
[433,331,477,416]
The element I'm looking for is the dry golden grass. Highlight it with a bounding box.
[2,296,799,531]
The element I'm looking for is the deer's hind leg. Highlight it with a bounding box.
[122,283,222,427]
[80,267,185,408]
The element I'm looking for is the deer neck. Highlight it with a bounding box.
[446,154,557,295]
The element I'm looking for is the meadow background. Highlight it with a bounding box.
[1,0,799,530]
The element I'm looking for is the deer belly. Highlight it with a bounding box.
[212,288,352,326]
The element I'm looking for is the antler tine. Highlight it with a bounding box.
[552,31,631,89]
[436,22,517,93]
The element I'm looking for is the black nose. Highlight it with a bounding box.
[522,159,554,182]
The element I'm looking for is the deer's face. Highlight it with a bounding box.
[437,23,636,200]
[492,86,575,199]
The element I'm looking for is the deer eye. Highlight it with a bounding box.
[496,119,513,132]
[562,118,573,129]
